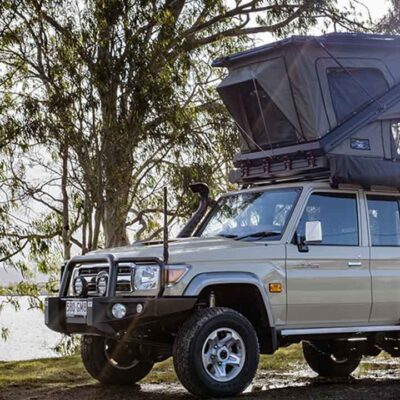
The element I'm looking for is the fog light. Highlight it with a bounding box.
[73,276,87,297]
[112,303,127,319]
[136,303,143,314]
[96,272,108,296]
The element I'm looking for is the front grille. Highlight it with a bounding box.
[71,263,134,296]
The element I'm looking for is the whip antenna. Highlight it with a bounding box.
[163,186,169,264]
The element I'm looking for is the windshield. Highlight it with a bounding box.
[198,188,300,240]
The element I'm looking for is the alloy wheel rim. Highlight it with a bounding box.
[201,327,246,382]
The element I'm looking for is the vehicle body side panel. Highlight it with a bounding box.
[369,248,400,323]
[285,187,372,328]
[286,244,371,327]
[171,243,287,326]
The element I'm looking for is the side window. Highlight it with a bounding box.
[297,192,359,246]
[367,196,400,246]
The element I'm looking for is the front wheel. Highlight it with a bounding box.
[303,341,361,377]
[81,335,154,385]
[173,307,259,398]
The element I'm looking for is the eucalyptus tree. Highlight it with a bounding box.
[377,0,400,33]
[0,0,369,275]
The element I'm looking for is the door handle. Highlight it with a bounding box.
[348,261,362,267]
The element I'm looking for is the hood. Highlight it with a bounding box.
[90,236,261,264]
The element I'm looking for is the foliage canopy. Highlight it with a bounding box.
[0,0,370,283]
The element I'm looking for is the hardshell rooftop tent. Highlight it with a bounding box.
[213,33,400,187]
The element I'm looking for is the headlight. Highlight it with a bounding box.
[134,265,160,291]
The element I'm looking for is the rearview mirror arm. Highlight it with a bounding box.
[295,232,309,253]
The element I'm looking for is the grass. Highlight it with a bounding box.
[0,345,304,389]
[0,355,88,388]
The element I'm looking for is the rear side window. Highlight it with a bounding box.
[297,192,359,246]
[327,68,388,124]
[367,196,400,246]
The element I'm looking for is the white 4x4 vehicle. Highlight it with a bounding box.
[46,32,400,398]
[46,180,400,398]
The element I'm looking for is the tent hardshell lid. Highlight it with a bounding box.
[212,33,400,68]
[213,33,400,187]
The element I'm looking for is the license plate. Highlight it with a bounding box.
[66,300,88,318]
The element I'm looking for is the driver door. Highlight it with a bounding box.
[285,190,371,328]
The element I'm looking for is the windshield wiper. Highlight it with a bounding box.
[235,231,281,241]
[217,233,238,239]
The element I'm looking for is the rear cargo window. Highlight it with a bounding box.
[327,68,388,124]
[297,192,359,246]
[367,196,400,246]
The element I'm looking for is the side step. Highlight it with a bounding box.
[280,325,400,337]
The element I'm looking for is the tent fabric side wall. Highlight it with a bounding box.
[329,154,400,188]
[330,122,386,159]
[252,57,303,137]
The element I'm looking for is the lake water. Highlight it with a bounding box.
[0,296,62,361]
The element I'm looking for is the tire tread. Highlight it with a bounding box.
[303,341,361,378]
[173,307,259,398]
[81,335,153,385]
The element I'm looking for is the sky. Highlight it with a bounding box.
[0,0,392,286]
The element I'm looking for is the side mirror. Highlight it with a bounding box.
[305,221,322,243]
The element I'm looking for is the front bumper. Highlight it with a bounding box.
[45,296,197,336]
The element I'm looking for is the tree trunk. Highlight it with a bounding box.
[100,96,133,248]
[61,142,71,260]
[103,191,130,247]
[94,2,136,248]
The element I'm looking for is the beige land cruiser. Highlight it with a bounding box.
[46,32,400,398]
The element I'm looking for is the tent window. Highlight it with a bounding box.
[240,81,299,150]
[327,68,388,124]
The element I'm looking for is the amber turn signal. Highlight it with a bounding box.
[268,282,282,293]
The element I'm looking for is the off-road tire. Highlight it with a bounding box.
[81,335,154,385]
[173,307,259,398]
[303,341,361,377]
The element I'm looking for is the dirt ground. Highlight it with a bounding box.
[2,375,400,400]
[2,359,400,400]
[2,379,400,400]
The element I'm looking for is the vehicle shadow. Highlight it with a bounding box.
[6,383,192,400]
[240,376,400,400]
[3,376,400,400]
